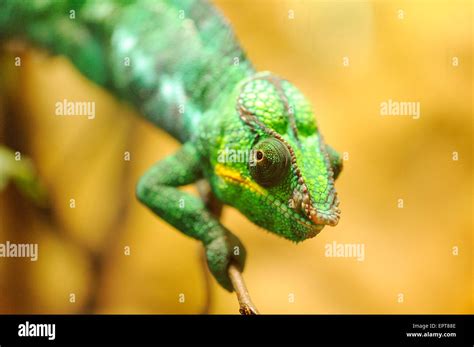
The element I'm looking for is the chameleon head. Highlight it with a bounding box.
[211,72,342,242]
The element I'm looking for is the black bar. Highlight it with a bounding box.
[0,314,472,345]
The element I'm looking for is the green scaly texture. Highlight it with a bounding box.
[0,0,342,291]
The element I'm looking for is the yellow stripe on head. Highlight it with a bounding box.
[215,164,267,196]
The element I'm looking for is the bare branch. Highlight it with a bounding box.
[228,263,259,315]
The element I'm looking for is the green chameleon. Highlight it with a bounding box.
[0,0,342,292]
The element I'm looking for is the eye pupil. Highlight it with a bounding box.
[249,138,291,187]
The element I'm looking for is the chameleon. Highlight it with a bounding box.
[0,0,343,292]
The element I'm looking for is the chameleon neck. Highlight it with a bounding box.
[0,0,254,142]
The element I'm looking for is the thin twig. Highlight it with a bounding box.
[228,263,259,315]
[197,179,259,315]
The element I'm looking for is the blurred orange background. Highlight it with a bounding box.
[0,0,472,314]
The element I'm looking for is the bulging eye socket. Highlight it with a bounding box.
[249,138,291,187]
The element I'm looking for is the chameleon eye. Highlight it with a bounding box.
[249,138,291,187]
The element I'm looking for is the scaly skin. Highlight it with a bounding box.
[0,0,342,291]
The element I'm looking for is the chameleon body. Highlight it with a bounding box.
[0,0,342,291]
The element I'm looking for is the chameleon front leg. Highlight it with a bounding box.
[135,142,246,291]
[197,180,258,314]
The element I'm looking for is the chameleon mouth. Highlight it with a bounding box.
[309,206,341,227]
[305,198,341,227]
[291,187,341,227]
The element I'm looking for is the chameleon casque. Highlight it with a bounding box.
[0,0,342,293]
